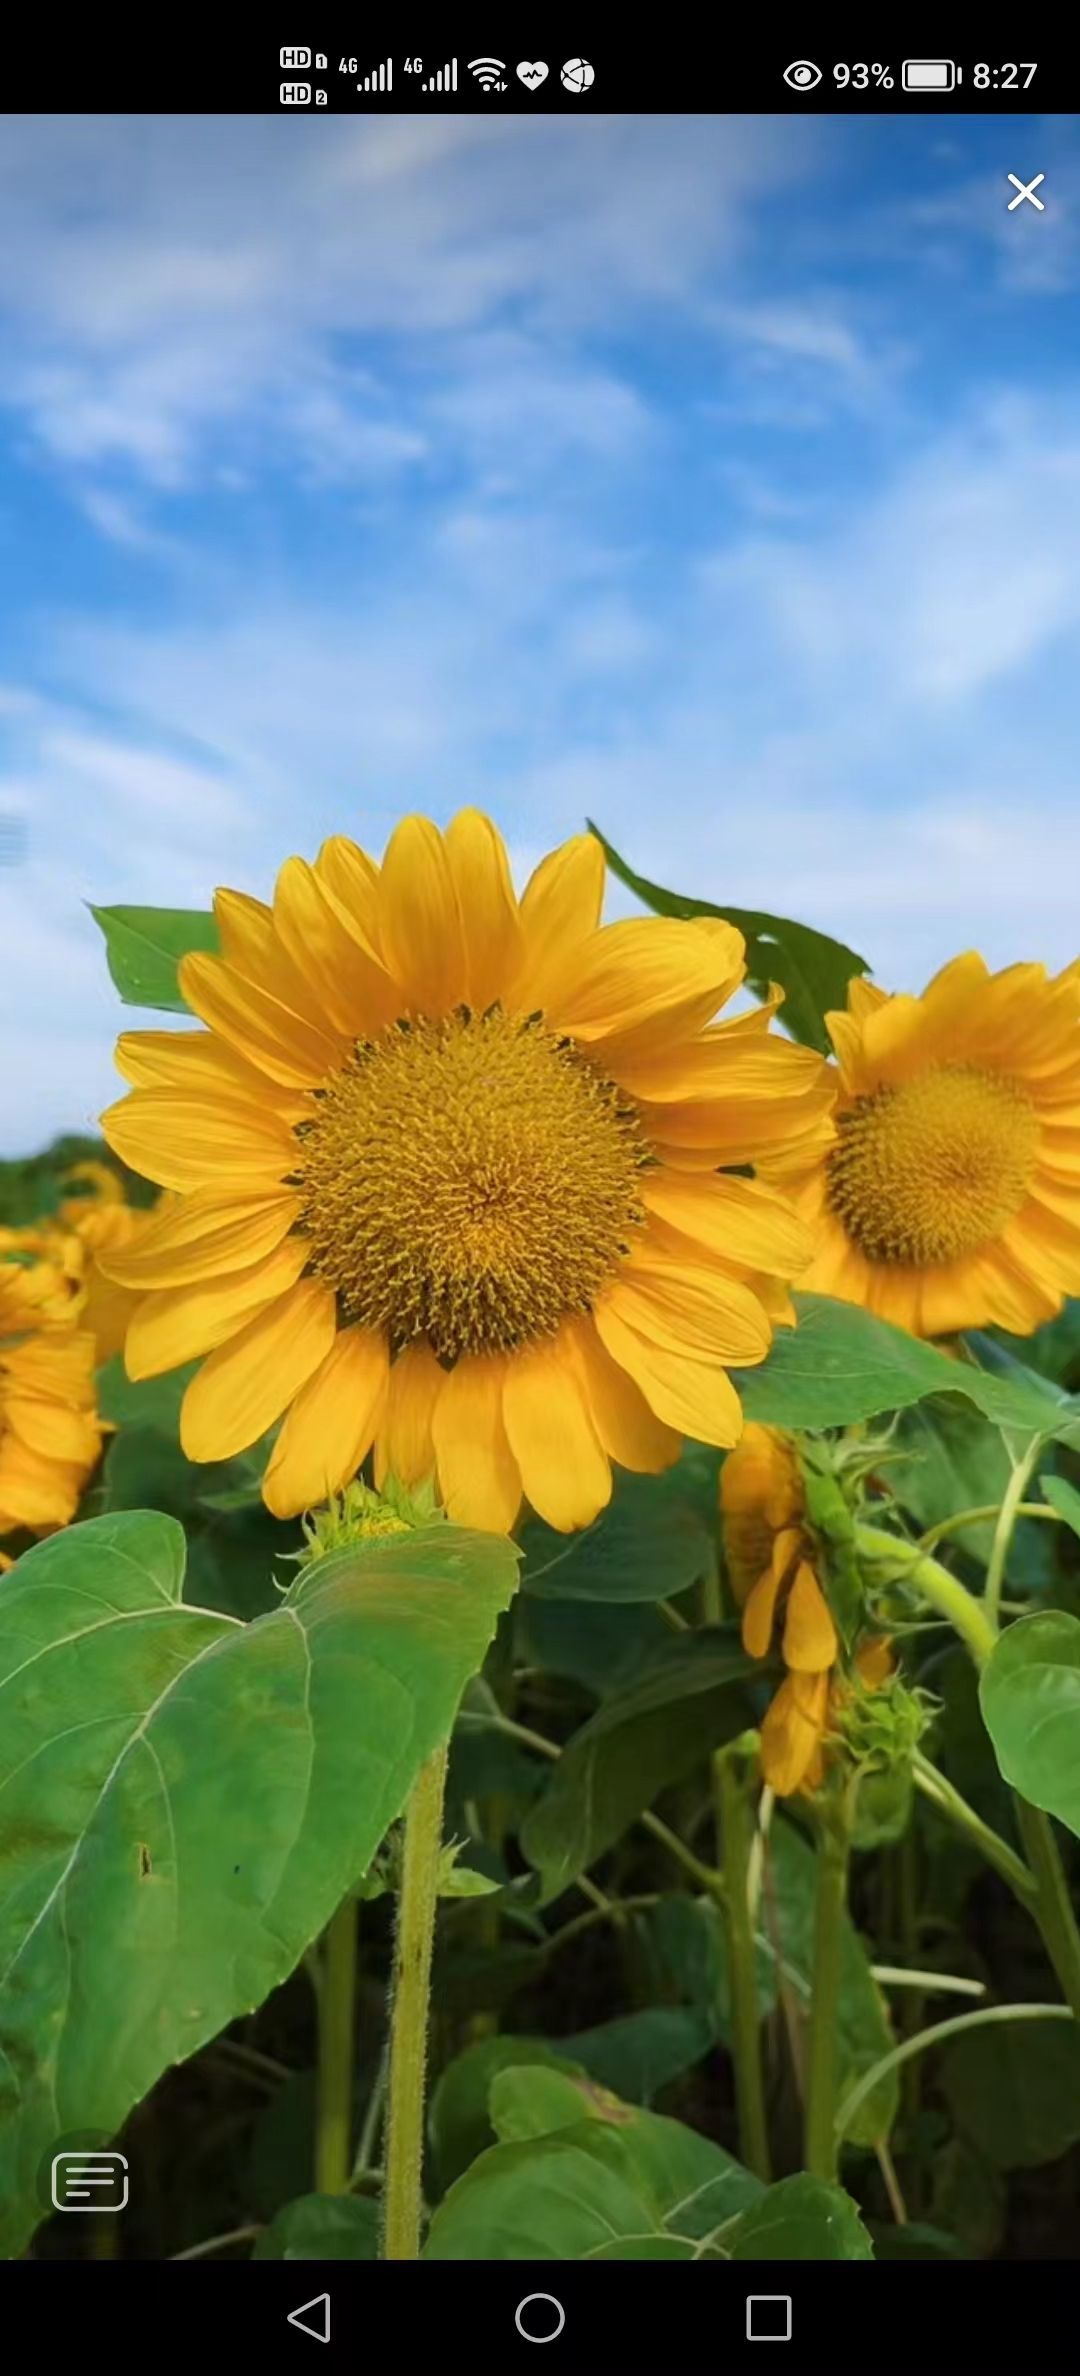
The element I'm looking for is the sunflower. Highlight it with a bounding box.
[787,956,1080,1337]
[0,1252,103,1538]
[98,814,834,1530]
[0,1162,150,1363]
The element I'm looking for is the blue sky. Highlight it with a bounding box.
[1,110,1079,1151]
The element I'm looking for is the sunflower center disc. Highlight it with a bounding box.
[825,1062,1038,1267]
[294,1006,649,1359]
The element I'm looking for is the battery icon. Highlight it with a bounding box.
[902,59,958,91]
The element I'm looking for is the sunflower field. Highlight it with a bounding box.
[3,811,1080,2269]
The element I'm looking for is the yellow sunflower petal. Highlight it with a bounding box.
[101,1090,295,1194]
[642,1171,813,1279]
[607,1252,773,1366]
[781,1560,838,1673]
[263,1325,389,1518]
[0,1438,84,1529]
[3,1396,101,1465]
[274,856,401,1036]
[179,951,347,1089]
[563,1316,681,1474]
[375,1338,445,1490]
[377,815,467,1012]
[593,1298,743,1446]
[550,917,745,1055]
[180,1278,336,1461]
[431,1354,522,1533]
[98,1186,300,1289]
[760,1670,830,1797]
[125,1236,310,1378]
[114,1028,306,1116]
[502,1332,613,1531]
[444,808,523,1009]
[513,832,606,1011]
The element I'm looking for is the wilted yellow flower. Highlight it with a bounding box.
[0,1254,102,1538]
[721,1423,839,1794]
[788,957,1080,1337]
[99,813,832,1529]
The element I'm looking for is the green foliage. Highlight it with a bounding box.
[253,2192,379,2259]
[728,2172,874,2260]
[0,1135,153,1224]
[590,824,867,1052]
[519,1451,719,1604]
[0,1510,518,2256]
[980,1611,1080,1838]
[520,1630,758,1901]
[89,903,219,1011]
[734,1296,1080,1442]
[942,2021,1080,2170]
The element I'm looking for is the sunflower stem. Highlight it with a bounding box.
[315,1894,359,2194]
[854,1523,997,1666]
[382,1741,449,2260]
[1013,1799,1080,2023]
[804,1795,853,2182]
[716,1749,771,2181]
[983,1437,1043,1627]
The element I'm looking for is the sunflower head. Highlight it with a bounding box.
[99,812,833,1534]
[0,1250,103,1541]
[789,955,1080,1337]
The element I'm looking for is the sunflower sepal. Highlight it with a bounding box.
[292,1473,444,1569]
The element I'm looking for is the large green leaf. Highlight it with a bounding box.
[519,1454,719,1605]
[942,2020,1080,2170]
[590,825,866,1053]
[979,1610,1080,1838]
[90,904,219,1011]
[253,2192,379,2260]
[733,1296,1080,1442]
[729,2172,873,2260]
[894,1396,1057,1584]
[0,1511,518,2256]
[425,2081,761,2259]
[520,1630,758,1901]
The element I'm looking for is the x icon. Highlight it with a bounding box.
[1007,172,1046,211]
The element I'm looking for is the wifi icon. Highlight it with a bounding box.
[468,57,507,90]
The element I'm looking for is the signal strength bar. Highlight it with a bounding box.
[422,58,457,91]
[359,57,392,91]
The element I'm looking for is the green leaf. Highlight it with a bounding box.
[1042,1473,1080,1542]
[253,2193,379,2260]
[90,903,219,1011]
[520,1630,758,1902]
[425,2092,761,2259]
[564,2007,715,2104]
[520,1454,719,1605]
[895,1398,1057,1587]
[729,2172,873,2260]
[941,2019,1080,2170]
[429,2037,578,2193]
[733,1295,1080,1441]
[590,824,867,1054]
[979,1610,1080,1838]
[423,2128,665,2259]
[0,1511,518,2257]
[489,2062,618,2143]
[95,1356,195,1430]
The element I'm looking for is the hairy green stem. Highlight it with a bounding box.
[804,1807,853,2181]
[315,1895,359,2195]
[382,1741,449,2260]
[717,1754,771,2180]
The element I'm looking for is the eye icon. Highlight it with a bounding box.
[783,60,822,90]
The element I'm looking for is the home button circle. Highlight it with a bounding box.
[515,2293,566,2344]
